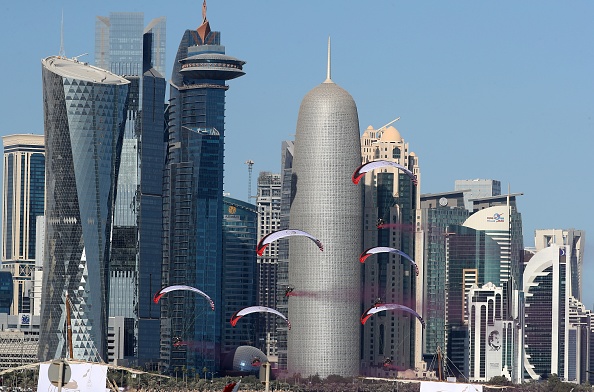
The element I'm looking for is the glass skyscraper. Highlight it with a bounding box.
[95,12,166,368]
[419,190,469,360]
[221,197,257,361]
[39,56,129,362]
[2,134,45,315]
[161,7,245,374]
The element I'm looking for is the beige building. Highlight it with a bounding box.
[359,123,422,375]
[1,134,45,315]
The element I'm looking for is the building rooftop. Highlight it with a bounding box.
[42,56,130,85]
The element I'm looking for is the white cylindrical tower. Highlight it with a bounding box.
[288,44,363,377]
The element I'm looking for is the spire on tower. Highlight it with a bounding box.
[59,10,65,57]
[324,36,332,83]
[202,0,208,23]
[197,0,211,43]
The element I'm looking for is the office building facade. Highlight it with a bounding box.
[161,6,245,374]
[256,172,281,358]
[221,197,257,361]
[454,179,501,211]
[39,56,129,361]
[2,134,45,315]
[523,243,589,383]
[95,12,166,368]
[359,124,421,375]
[419,191,469,361]
[276,140,294,371]
[533,229,585,301]
[0,313,40,370]
[467,282,515,382]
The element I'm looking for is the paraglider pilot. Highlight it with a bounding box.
[285,286,294,297]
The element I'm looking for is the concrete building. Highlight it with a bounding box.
[359,123,421,376]
[2,134,45,315]
[467,282,515,382]
[0,313,40,370]
[454,179,501,211]
[255,172,282,358]
[287,41,362,377]
[39,55,129,362]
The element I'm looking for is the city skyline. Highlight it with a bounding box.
[1,1,593,305]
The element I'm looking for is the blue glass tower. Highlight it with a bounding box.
[39,56,129,361]
[0,271,13,314]
[221,197,257,360]
[95,12,166,368]
[161,3,245,374]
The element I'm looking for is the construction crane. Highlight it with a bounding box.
[245,160,255,201]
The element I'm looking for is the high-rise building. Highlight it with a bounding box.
[255,172,281,358]
[39,56,129,362]
[95,12,166,77]
[419,190,469,361]
[95,12,167,368]
[533,229,585,301]
[454,179,501,211]
[161,4,245,374]
[457,195,523,380]
[221,197,257,360]
[467,282,515,382]
[287,41,362,377]
[1,134,45,315]
[523,244,590,383]
[276,140,294,371]
[359,124,421,375]
[420,192,524,380]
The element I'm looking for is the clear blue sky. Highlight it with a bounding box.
[1,1,593,304]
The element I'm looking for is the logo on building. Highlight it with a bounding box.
[487,213,505,223]
[19,313,30,326]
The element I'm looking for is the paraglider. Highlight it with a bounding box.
[361,303,425,328]
[223,380,242,392]
[352,160,417,185]
[359,247,419,276]
[153,285,215,311]
[256,229,323,256]
[284,286,295,297]
[230,306,291,330]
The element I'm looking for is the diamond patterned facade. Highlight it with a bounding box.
[39,56,129,361]
[288,80,363,377]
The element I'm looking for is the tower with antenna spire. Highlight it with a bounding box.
[59,10,65,57]
[287,39,362,377]
[162,1,246,375]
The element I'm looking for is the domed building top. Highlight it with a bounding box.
[362,125,374,138]
[380,125,402,142]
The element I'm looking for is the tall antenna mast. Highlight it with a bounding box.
[59,10,65,57]
[245,160,255,201]
[324,36,332,83]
